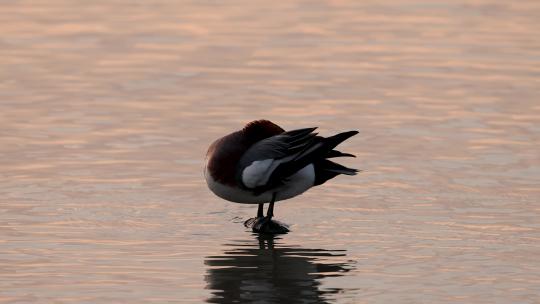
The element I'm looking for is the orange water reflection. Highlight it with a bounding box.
[1,0,540,303]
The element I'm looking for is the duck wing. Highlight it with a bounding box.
[237,127,358,194]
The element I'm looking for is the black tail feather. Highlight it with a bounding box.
[263,129,359,191]
[291,130,358,164]
[324,160,358,175]
[313,130,359,186]
[324,131,359,151]
[327,150,355,158]
[314,159,359,186]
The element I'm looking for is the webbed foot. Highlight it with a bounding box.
[244,217,289,234]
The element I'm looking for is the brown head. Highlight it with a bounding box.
[205,120,284,186]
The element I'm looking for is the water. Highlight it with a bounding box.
[1,0,539,303]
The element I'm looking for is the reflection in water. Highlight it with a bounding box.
[205,234,352,303]
[2,0,539,302]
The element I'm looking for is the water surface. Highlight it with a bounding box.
[1,0,539,303]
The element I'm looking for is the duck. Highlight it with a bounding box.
[204,120,359,234]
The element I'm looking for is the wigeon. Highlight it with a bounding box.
[205,120,359,233]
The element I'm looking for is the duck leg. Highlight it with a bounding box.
[244,194,289,234]
[253,193,289,234]
[244,203,265,228]
[257,203,264,217]
[267,200,274,219]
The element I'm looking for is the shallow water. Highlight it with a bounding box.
[1,0,540,303]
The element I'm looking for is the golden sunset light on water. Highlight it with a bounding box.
[1,1,539,303]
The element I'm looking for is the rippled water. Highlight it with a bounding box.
[1,0,539,303]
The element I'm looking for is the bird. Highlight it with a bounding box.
[204,119,359,234]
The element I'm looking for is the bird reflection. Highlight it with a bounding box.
[205,234,352,303]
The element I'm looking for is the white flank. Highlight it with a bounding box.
[205,164,316,204]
